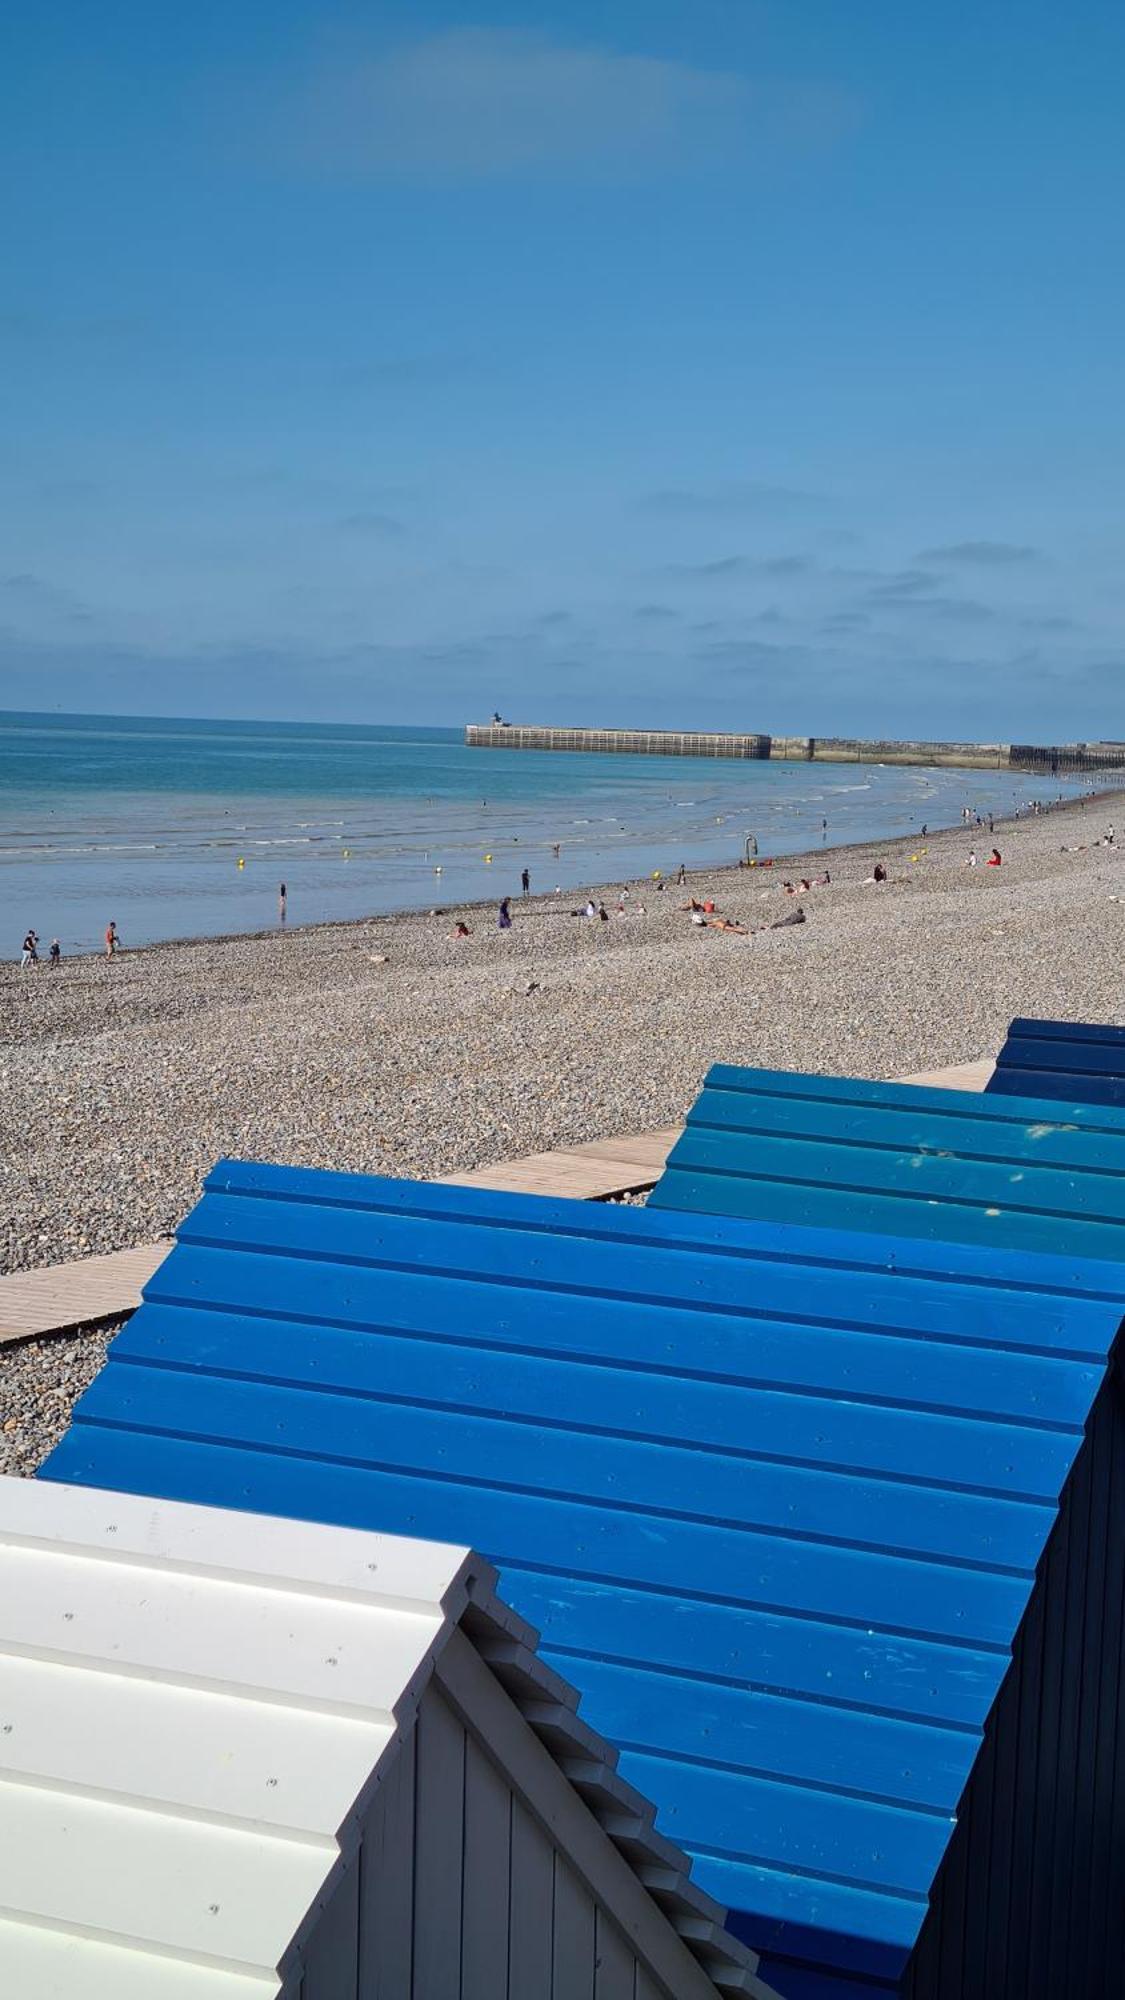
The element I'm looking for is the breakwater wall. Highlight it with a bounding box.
[466,725,1125,775]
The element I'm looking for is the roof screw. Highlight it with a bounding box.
[1,1724,11,1735]
[209,1904,220,1915]
[325,1656,338,1667]
[266,1777,278,1788]
[63,1612,74,1621]
[105,1524,117,1534]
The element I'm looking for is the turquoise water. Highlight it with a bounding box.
[0,712,1080,952]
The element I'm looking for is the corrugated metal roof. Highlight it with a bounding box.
[649,1062,1125,1256]
[989,1015,1125,1106]
[40,1159,1125,1989]
[3,1471,760,1997]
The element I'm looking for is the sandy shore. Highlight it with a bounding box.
[3,789,1124,1276]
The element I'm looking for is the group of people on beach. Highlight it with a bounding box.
[453,808,1045,954]
[19,922,117,967]
[21,931,59,969]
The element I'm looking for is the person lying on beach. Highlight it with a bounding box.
[707,916,748,933]
[771,906,807,928]
[450,920,471,937]
[861,863,889,885]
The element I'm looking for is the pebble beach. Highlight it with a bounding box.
[5,785,1124,1273]
[3,788,1123,1473]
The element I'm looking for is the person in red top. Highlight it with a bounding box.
[987,849,1002,867]
[105,921,118,956]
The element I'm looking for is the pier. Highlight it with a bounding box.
[466,724,1125,774]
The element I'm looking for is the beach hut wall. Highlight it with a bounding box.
[987,1014,1125,1107]
[648,1062,1125,1258]
[38,1160,1125,1998]
[0,1472,762,1999]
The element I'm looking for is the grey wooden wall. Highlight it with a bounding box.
[905,1364,1125,2000]
[292,1633,726,2000]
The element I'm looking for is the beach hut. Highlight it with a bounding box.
[0,1472,763,1999]
[987,1014,1125,1106]
[647,1061,1125,1257]
[40,1160,1125,1998]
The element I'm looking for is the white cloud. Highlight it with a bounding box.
[256,29,858,180]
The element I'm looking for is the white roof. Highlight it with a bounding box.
[0,1476,492,1995]
[0,1476,763,1997]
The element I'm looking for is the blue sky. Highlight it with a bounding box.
[2,0,1124,737]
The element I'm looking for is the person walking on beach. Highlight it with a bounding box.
[521,867,530,896]
[105,921,118,957]
[278,881,287,922]
[497,897,512,930]
[49,938,61,968]
[676,862,687,886]
[21,929,39,967]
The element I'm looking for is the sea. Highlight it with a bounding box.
[0,712,1084,953]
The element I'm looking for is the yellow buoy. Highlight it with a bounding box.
[484,853,492,864]
[237,857,245,869]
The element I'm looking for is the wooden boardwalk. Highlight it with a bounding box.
[0,1242,172,1348]
[0,1061,995,1348]
[439,1127,681,1199]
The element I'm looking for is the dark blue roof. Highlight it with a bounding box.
[649,1063,1125,1258]
[41,1161,1125,1991]
[989,1015,1125,1107]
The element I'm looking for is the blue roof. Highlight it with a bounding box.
[649,1063,1125,1258]
[989,1014,1125,1107]
[41,1161,1125,1991]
